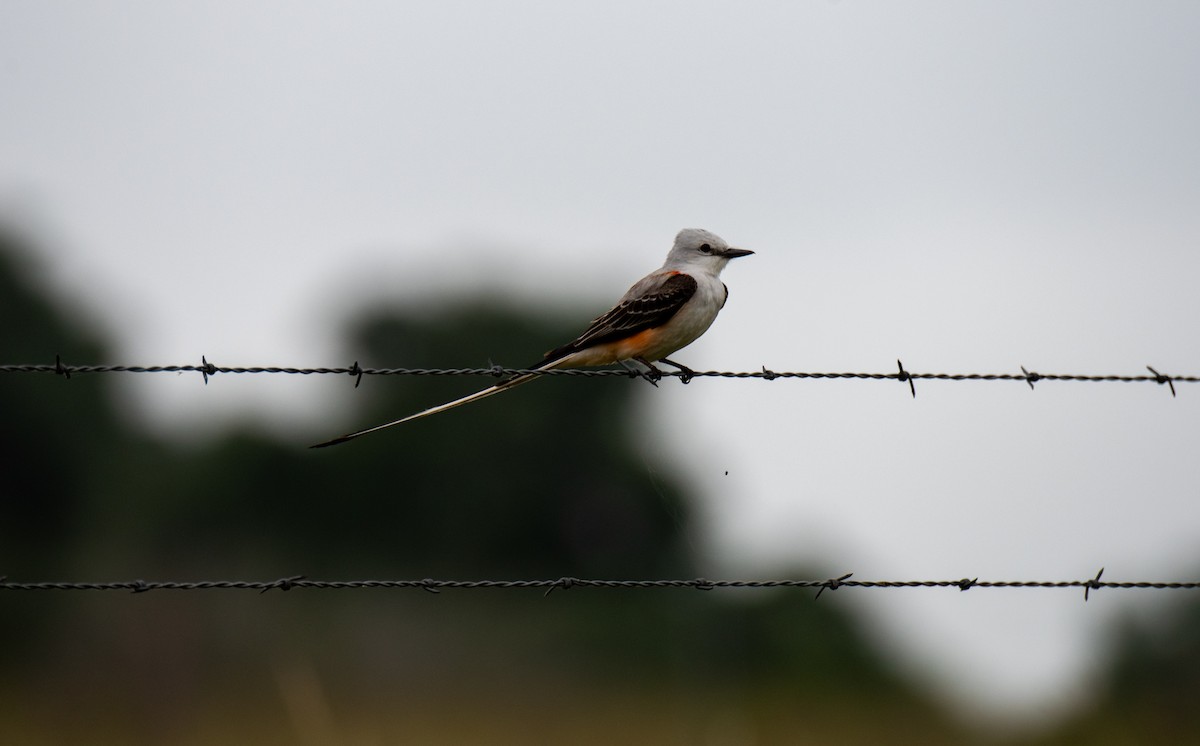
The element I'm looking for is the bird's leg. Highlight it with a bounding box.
[658,358,696,384]
[622,358,662,387]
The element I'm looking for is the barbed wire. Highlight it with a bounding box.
[6,366,1193,605]
[0,356,1191,396]
[2,569,1197,600]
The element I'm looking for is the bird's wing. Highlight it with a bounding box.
[540,271,697,364]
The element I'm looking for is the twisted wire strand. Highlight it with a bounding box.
[1,571,1196,600]
[0,359,1194,391]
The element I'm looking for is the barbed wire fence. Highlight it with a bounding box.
[0,356,1192,396]
[2,570,1199,600]
[2,358,1196,599]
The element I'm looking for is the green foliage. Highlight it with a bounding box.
[0,227,947,741]
[0,229,122,576]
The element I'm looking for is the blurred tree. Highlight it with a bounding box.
[0,229,961,742]
[1033,593,1200,744]
[0,223,170,671]
[0,224,127,575]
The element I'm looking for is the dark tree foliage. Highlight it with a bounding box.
[0,227,954,741]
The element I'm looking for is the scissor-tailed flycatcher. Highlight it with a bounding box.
[311,228,753,448]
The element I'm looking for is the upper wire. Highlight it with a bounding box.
[0,359,1194,391]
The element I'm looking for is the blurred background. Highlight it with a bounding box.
[2,2,1199,743]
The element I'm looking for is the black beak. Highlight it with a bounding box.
[721,247,754,259]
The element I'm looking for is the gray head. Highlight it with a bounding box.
[663,228,754,272]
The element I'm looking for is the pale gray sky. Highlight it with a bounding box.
[3,0,1199,727]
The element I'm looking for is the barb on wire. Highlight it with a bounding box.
[896,360,916,397]
[0,358,1196,395]
[1146,366,1176,397]
[200,355,215,385]
[2,573,1198,599]
[815,572,855,599]
[1021,366,1039,390]
[1085,567,1105,601]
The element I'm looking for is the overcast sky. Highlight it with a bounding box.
[3,1,1199,728]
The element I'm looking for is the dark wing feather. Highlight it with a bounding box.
[539,273,698,364]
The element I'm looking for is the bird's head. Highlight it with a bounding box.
[665,228,754,272]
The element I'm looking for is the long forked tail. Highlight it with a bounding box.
[309,367,548,448]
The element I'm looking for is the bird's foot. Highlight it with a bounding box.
[658,358,696,384]
[625,358,663,387]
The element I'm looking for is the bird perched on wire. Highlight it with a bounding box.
[311,228,753,448]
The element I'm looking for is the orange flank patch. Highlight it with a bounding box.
[613,327,662,358]
[560,326,666,367]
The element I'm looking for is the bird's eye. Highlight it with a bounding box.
[699,243,713,254]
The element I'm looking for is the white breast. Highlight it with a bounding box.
[643,272,728,361]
